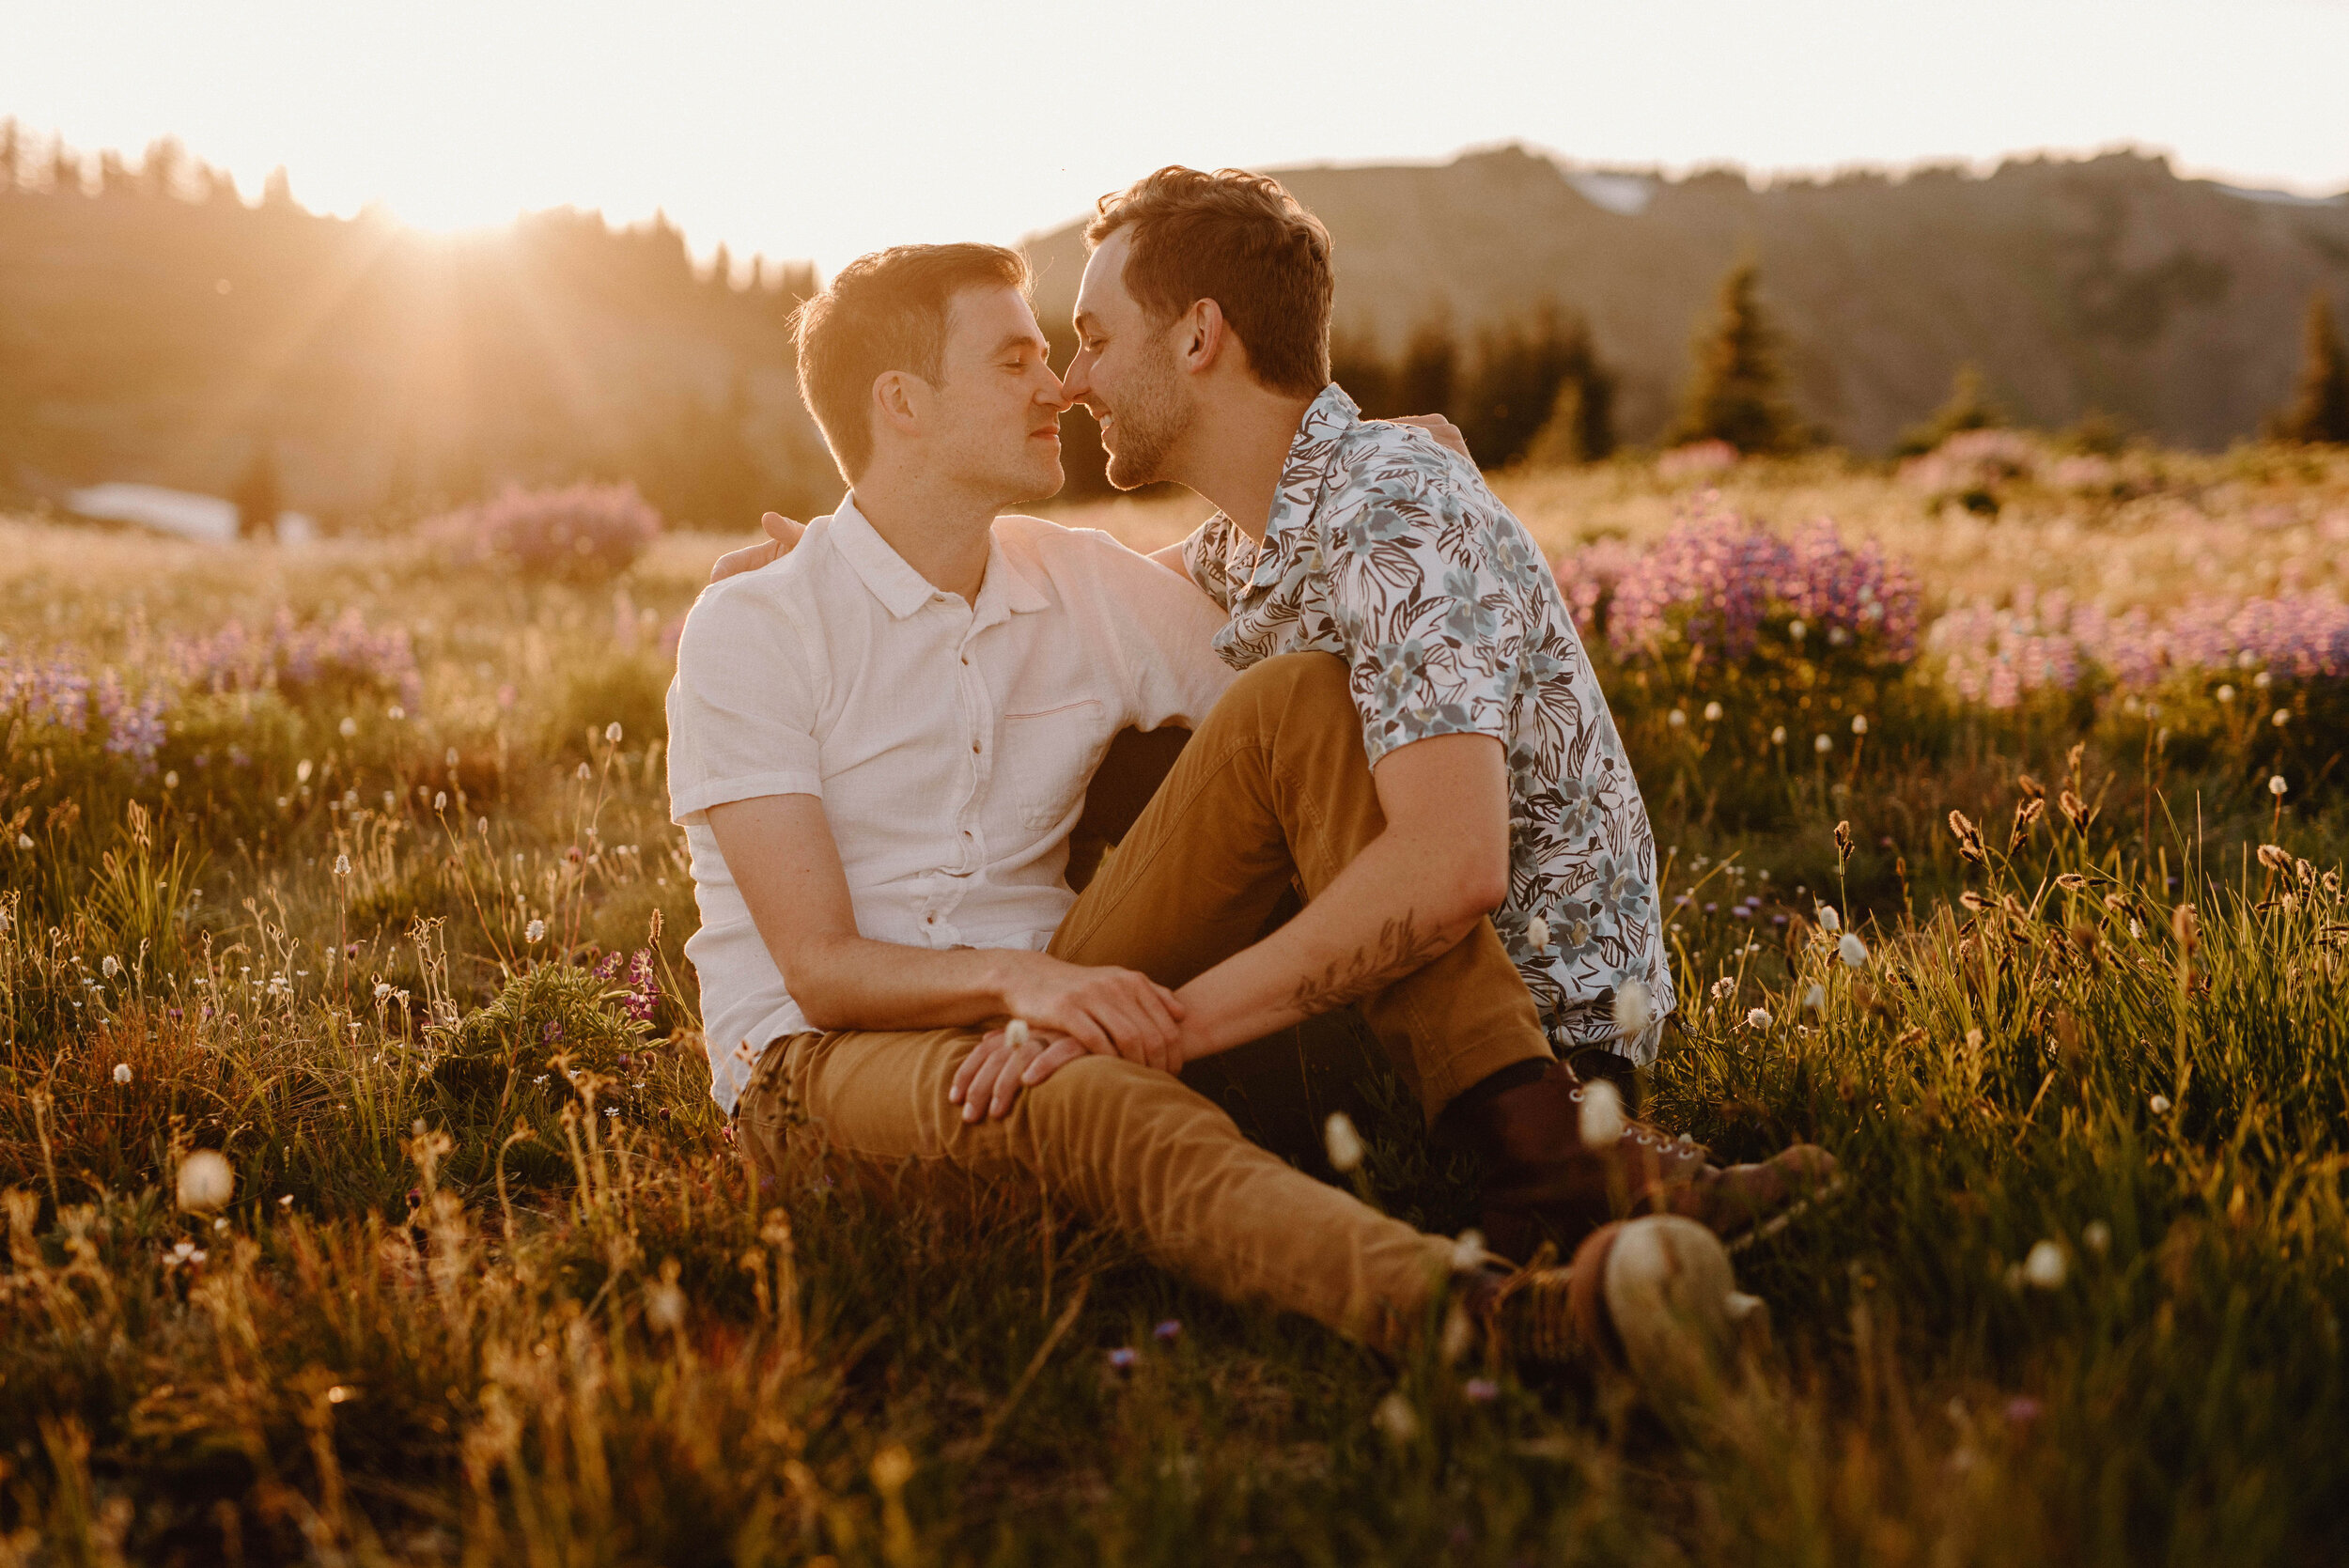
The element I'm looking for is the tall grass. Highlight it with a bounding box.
[2,452,2346,1564]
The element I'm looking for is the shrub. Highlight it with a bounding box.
[430,482,661,583]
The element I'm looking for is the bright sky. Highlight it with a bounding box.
[6,0,2345,275]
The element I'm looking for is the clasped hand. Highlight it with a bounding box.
[947,955,1189,1123]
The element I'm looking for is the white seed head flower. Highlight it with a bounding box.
[1612,978,1653,1037]
[1703,701,1723,722]
[1578,1078,1626,1148]
[14,833,30,851]
[2149,1093,2172,1114]
[2216,684,2235,704]
[113,1062,132,1084]
[1788,619,1808,642]
[1004,1017,1031,1051]
[433,791,447,812]
[1667,708,1687,728]
[1851,714,1869,736]
[1323,1111,1365,1173]
[1816,904,1842,933]
[1804,983,1828,1013]
[373,982,392,1001]
[2022,1240,2067,1290]
[1373,1390,1421,1443]
[2272,708,2290,727]
[525,918,546,943]
[2268,775,2287,797]
[177,1149,235,1214]
[1838,932,1870,969]
[1526,915,1551,950]
[163,770,178,788]
[646,1279,686,1333]
[1814,733,1833,753]
[606,722,624,743]
[445,747,460,768]
[1746,1006,1773,1029]
[388,705,406,721]
[2082,1220,2111,1257]
[1770,725,1787,746]
[1448,1229,1487,1272]
[333,854,351,877]
[339,716,358,738]
[101,954,121,978]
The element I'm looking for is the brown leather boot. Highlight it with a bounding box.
[1443,1061,1837,1264]
[1458,1216,1767,1407]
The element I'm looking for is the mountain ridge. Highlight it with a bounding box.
[1021,145,2349,452]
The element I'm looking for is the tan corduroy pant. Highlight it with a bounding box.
[734,653,1553,1350]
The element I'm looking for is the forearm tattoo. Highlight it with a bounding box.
[1287,914,1447,1017]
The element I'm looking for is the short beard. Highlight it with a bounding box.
[1101,343,1191,490]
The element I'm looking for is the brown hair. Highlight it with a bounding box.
[792,242,1032,480]
[1085,167,1333,398]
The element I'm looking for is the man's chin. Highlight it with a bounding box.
[1102,450,1160,491]
[1003,457,1066,509]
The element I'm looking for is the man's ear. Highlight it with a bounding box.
[872,370,925,440]
[1175,299,1237,377]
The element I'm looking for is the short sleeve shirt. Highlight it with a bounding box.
[668,500,1235,1111]
[1181,383,1674,1058]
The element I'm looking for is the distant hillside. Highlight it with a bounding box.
[1023,146,2349,453]
[0,134,840,526]
[7,135,2346,528]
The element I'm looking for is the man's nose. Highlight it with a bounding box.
[1039,367,1073,412]
[1058,352,1092,403]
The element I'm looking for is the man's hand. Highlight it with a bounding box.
[708,512,807,584]
[991,951,1186,1071]
[949,1025,1094,1122]
[1388,413,1471,462]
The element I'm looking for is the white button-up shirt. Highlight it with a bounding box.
[667,495,1235,1111]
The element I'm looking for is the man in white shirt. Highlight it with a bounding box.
[669,241,1765,1390]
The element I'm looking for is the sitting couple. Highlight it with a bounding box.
[666,166,1830,1400]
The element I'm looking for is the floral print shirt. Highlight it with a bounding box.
[1181,383,1674,1060]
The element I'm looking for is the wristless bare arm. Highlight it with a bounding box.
[1169,730,1511,1060]
[704,793,1185,1063]
[961,730,1516,1117]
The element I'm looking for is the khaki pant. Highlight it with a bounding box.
[735,653,1552,1350]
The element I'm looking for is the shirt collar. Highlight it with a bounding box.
[1239,381,1359,592]
[829,492,1051,623]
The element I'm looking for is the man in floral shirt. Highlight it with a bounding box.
[1058,165,1829,1261]
[1177,383,1673,1067]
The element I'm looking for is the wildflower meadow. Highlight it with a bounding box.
[4,441,2349,1565]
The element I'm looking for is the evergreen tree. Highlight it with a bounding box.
[2267,291,2349,445]
[1526,362,1618,467]
[1667,260,1805,454]
[1895,363,2006,455]
[1394,314,1458,427]
[0,119,19,195]
[1329,324,1395,415]
[261,166,294,208]
[47,137,80,195]
[233,443,282,540]
[1462,303,1615,468]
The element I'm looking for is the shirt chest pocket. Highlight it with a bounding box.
[1001,699,1109,831]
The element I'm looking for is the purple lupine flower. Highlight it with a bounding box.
[622,950,660,1027]
[430,482,662,582]
[1566,493,1919,667]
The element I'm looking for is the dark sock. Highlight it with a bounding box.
[1438,1057,1556,1135]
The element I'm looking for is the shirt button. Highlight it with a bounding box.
[972,742,981,753]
